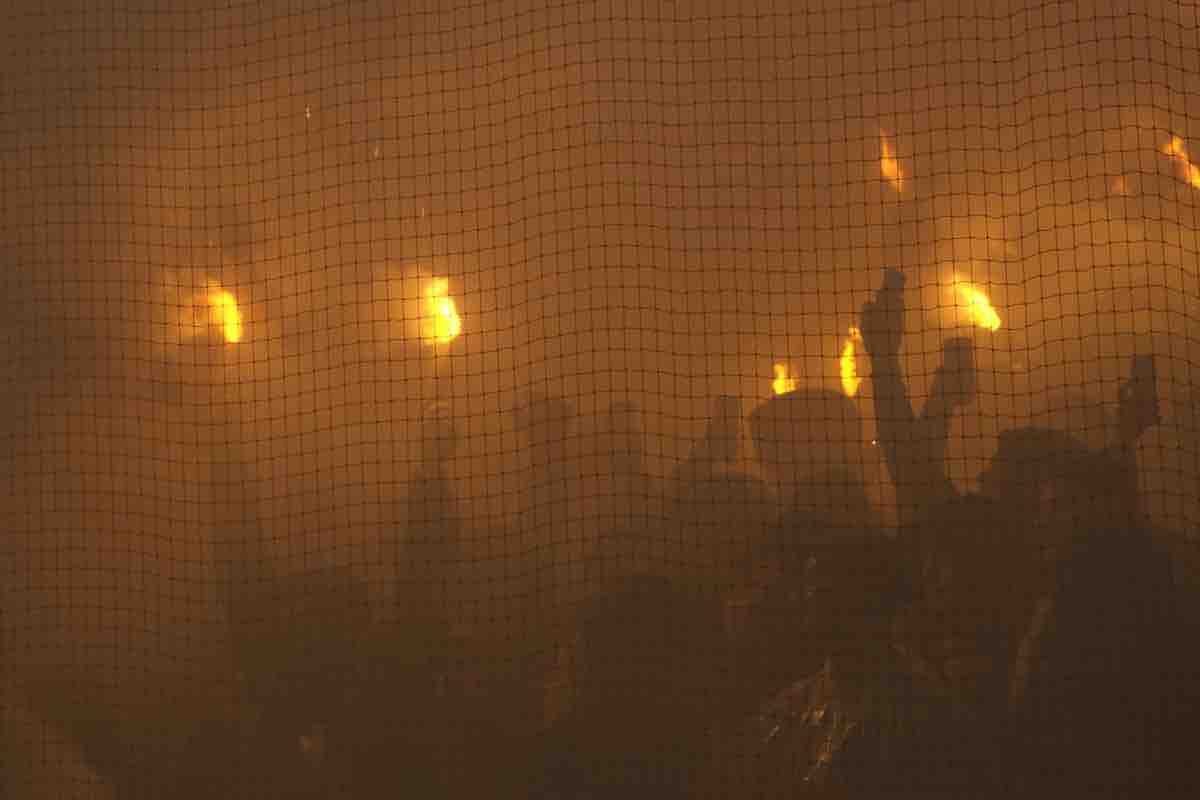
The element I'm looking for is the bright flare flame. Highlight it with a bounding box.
[840,327,863,397]
[1163,135,1200,189]
[772,363,797,396]
[421,278,462,345]
[880,130,905,193]
[954,282,1002,332]
[207,285,243,343]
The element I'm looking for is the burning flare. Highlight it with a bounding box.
[772,363,797,396]
[840,327,864,397]
[421,278,462,345]
[206,284,244,343]
[953,281,1001,332]
[1163,135,1200,190]
[880,130,905,193]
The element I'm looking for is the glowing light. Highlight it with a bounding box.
[206,284,243,343]
[772,363,797,396]
[840,327,864,397]
[953,281,1002,332]
[1162,135,1200,190]
[880,130,905,193]
[421,278,462,345]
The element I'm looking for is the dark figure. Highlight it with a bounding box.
[664,394,778,595]
[671,394,744,489]
[707,492,1047,799]
[1006,448,1196,799]
[377,401,466,797]
[513,392,581,623]
[209,452,277,696]
[587,401,664,595]
[244,565,375,799]
[859,269,974,524]
[749,388,879,531]
[702,527,928,799]
[542,573,726,800]
[733,389,883,710]
[397,401,463,637]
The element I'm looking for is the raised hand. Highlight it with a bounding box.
[860,269,907,360]
[930,337,976,411]
[1118,354,1161,446]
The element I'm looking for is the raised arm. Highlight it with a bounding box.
[860,271,959,523]
[1111,353,1161,506]
[917,337,976,488]
[1117,354,1160,451]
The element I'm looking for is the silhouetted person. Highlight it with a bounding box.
[750,388,879,530]
[247,565,374,798]
[540,400,762,799]
[3,685,116,799]
[859,269,973,524]
[369,401,466,797]
[977,350,1157,527]
[514,393,581,624]
[543,573,724,800]
[670,394,743,490]
[398,401,462,637]
[877,493,1046,798]
[209,451,276,696]
[704,527,921,799]
[662,395,777,593]
[734,389,882,707]
[1005,447,1194,798]
[587,401,663,595]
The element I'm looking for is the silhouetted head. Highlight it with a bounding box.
[419,401,458,465]
[672,468,779,594]
[979,426,1136,528]
[701,394,743,464]
[978,427,1089,509]
[514,393,575,455]
[750,389,871,519]
[604,400,644,474]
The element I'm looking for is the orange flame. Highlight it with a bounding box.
[880,130,905,193]
[840,327,863,397]
[421,278,462,345]
[206,284,243,343]
[772,363,797,396]
[1163,135,1200,189]
[953,281,1001,332]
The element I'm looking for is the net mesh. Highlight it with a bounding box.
[2,0,1199,796]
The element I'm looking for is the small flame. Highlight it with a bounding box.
[954,281,1001,332]
[207,284,243,343]
[772,363,797,396]
[880,130,905,193]
[840,327,864,397]
[1162,135,1200,190]
[421,278,462,345]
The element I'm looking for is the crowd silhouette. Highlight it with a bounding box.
[5,269,1199,799]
